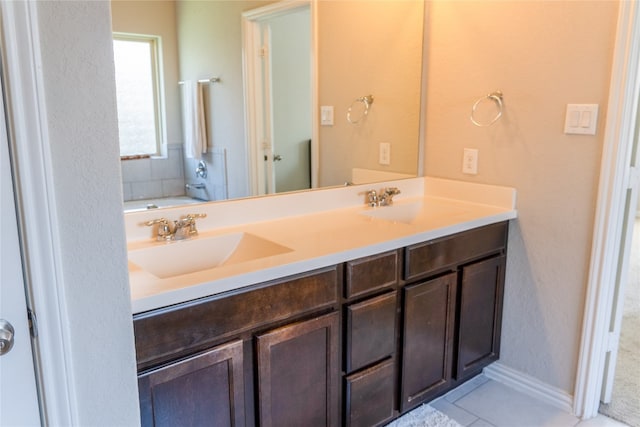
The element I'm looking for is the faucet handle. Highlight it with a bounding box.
[384,187,401,195]
[182,213,207,220]
[180,213,207,236]
[379,187,401,206]
[144,218,172,241]
[359,189,378,207]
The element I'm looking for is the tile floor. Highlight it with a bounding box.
[418,375,630,427]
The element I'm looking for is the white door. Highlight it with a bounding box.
[0,73,41,425]
[242,0,314,197]
[600,176,638,403]
[268,6,312,194]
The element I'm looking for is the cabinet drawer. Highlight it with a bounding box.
[134,266,340,370]
[345,358,395,427]
[346,250,398,298]
[345,291,397,373]
[405,222,507,281]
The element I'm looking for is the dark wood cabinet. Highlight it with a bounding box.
[400,222,508,413]
[345,291,397,373]
[138,339,245,427]
[343,252,399,427]
[133,222,509,426]
[344,358,395,427]
[457,255,506,381]
[256,312,340,427]
[400,272,457,412]
[345,250,398,298]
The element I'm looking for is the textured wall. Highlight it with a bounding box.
[423,1,619,393]
[35,1,140,424]
[317,0,423,186]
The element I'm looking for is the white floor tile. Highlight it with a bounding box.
[578,414,630,427]
[431,397,480,426]
[469,418,497,427]
[453,380,580,427]
[445,375,490,403]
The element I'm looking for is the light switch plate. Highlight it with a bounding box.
[320,106,334,126]
[564,104,598,135]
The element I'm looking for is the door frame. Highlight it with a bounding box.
[0,36,41,426]
[0,2,75,424]
[242,0,318,196]
[574,0,640,418]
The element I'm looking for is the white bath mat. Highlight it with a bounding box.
[387,404,463,427]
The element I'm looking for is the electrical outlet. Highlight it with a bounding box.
[462,148,478,175]
[379,143,391,165]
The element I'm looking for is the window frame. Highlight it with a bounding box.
[112,32,167,159]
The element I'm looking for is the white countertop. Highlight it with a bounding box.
[127,177,517,314]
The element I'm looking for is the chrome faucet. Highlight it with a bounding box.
[378,187,401,206]
[363,187,401,207]
[365,189,379,207]
[144,213,207,241]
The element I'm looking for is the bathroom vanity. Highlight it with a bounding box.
[126,177,516,426]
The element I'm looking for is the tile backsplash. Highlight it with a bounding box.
[183,147,228,202]
[121,145,185,201]
[121,144,228,203]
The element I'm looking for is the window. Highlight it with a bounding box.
[113,34,165,158]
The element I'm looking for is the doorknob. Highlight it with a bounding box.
[0,319,15,355]
[273,154,283,161]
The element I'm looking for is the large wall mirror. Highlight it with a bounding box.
[112,0,425,212]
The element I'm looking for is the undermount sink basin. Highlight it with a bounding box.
[128,232,293,278]
[360,201,424,224]
[360,200,471,225]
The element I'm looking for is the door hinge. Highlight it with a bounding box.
[259,46,268,58]
[27,308,38,338]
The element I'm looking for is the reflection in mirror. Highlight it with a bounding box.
[112,0,424,212]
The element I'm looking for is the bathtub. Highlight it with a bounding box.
[123,196,203,212]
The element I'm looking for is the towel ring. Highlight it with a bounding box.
[347,95,374,124]
[470,91,503,127]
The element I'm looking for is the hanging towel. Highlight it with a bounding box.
[180,80,208,159]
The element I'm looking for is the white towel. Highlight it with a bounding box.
[180,80,208,159]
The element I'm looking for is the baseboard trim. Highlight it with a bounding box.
[483,362,574,414]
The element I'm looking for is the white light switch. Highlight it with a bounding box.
[320,106,334,126]
[565,104,598,135]
[569,110,580,127]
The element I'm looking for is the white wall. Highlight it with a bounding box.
[33,1,139,424]
[317,0,423,186]
[423,0,619,394]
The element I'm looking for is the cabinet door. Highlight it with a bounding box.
[256,312,340,427]
[345,291,397,373]
[344,358,395,427]
[138,339,245,427]
[400,272,457,412]
[457,255,506,381]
